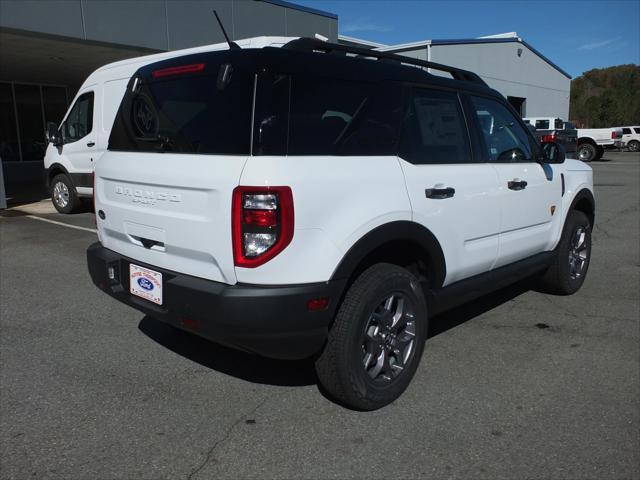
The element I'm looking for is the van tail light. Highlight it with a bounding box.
[232,186,294,268]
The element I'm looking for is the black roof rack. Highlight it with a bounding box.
[283,38,488,86]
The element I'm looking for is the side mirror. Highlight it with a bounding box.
[45,122,63,147]
[541,142,565,164]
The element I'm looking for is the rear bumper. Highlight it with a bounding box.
[87,243,346,360]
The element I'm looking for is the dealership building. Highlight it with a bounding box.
[0,0,570,195]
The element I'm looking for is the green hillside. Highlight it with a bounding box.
[569,64,640,127]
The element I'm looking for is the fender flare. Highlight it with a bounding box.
[330,221,447,288]
[567,188,595,226]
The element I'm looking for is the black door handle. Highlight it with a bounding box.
[507,180,528,191]
[87,141,95,147]
[425,187,455,199]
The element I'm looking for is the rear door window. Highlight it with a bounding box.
[398,88,473,164]
[253,74,402,156]
[109,59,253,155]
[622,128,631,134]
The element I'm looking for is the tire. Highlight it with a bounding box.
[50,174,79,214]
[315,263,427,410]
[627,140,640,152]
[595,146,604,161]
[539,210,592,295]
[578,143,596,162]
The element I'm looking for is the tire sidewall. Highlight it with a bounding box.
[342,267,427,408]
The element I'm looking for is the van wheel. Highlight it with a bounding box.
[578,143,596,162]
[539,210,591,295]
[315,263,427,411]
[51,174,79,214]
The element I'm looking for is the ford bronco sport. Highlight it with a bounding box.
[87,38,594,410]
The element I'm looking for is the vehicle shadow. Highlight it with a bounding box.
[138,279,535,388]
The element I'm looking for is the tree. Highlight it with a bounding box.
[569,65,640,127]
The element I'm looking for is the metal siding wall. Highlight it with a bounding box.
[285,7,335,40]
[165,0,233,50]
[233,1,286,39]
[82,0,168,50]
[0,0,85,38]
[428,42,570,119]
[0,0,337,50]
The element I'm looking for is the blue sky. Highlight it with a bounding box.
[295,0,640,78]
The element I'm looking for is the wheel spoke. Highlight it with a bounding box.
[383,295,395,313]
[368,349,385,379]
[390,297,405,329]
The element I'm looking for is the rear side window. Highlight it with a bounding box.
[622,128,631,134]
[398,88,472,164]
[554,118,564,129]
[63,92,93,143]
[634,128,640,134]
[535,119,549,130]
[109,60,253,154]
[253,74,402,156]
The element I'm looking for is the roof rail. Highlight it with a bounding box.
[283,38,487,86]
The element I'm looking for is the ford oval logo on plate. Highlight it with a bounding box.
[137,277,154,291]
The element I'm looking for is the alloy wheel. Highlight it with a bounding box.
[568,226,588,279]
[361,294,416,383]
[53,181,69,208]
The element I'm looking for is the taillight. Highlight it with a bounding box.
[611,130,620,139]
[541,132,557,143]
[232,186,294,268]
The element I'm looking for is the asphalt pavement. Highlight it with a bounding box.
[1,151,638,479]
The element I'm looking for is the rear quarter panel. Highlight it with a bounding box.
[236,155,412,285]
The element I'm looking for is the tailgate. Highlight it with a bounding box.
[96,152,245,284]
[95,51,256,285]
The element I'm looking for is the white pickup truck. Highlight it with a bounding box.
[576,126,623,162]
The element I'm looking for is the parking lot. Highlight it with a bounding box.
[1,151,638,479]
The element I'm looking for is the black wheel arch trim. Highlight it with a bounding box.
[330,221,447,289]
[568,188,595,226]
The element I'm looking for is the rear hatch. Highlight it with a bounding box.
[95,51,256,284]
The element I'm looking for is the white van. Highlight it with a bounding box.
[43,36,296,213]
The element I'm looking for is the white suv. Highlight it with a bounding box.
[87,39,595,410]
[620,126,640,152]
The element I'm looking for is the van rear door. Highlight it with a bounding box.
[95,53,255,284]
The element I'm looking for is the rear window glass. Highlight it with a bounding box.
[109,59,253,155]
[535,119,550,130]
[554,118,563,129]
[622,128,631,134]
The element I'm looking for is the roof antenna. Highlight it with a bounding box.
[214,10,240,50]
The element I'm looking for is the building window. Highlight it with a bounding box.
[0,82,68,162]
[0,83,20,162]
